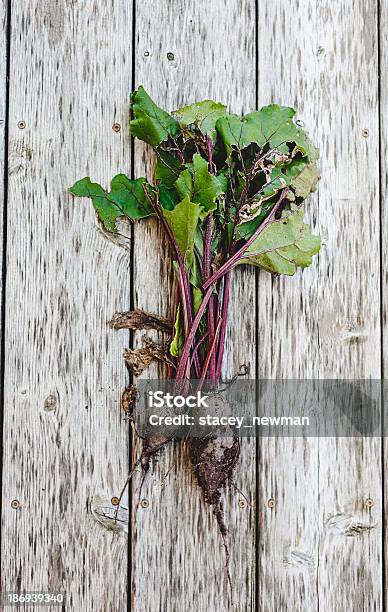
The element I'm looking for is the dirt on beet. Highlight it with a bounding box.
[189,434,240,596]
[140,433,172,471]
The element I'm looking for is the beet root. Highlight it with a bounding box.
[114,433,173,521]
[189,435,240,508]
[119,386,173,495]
[189,435,240,594]
[140,433,171,472]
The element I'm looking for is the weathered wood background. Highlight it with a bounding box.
[0,1,385,610]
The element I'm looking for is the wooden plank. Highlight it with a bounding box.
[256,5,320,606]
[313,1,382,605]
[131,2,256,610]
[1,2,133,609]
[0,0,6,271]
[380,0,388,607]
[257,0,382,610]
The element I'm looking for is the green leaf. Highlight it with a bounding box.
[239,210,320,275]
[194,227,204,257]
[162,195,201,267]
[172,100,228,140]
[192,287,203,315]
[159,186,179,211]
[69,175,153,232]
[109,175,154,218]
[291,143,320,198]
[237,208,270,240]
[249,105,308,155]
[170,305,184,357]
[237,153,318,233]
[130,86,180,147]
[192,286,206,341]
[215,114,263,156]
[155,151,183,211]
[175,154,226,216]
[189,252,202,288]
[216,104,309,157]
[259,157,310,200]
[155,150,183,189]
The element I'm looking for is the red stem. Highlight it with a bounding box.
[175,285,213,381]
[167,285,180,380]
[197,319,222,392]
[204,136,217,380]
[148,194,201,377]
[215,271,231,382]
[203,188,288,290]
[189,331,209,367]
[206,137,214,173]
[203,216,216,380]
[161,215,200,377]
[143,186,193,328]
[177,266,189,338]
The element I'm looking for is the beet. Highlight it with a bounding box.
[70,92,321,596]
[189,435,240,592]
[190,436,240,508]
[140,433,171,471]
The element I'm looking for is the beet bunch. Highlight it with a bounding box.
[69,87,320,580]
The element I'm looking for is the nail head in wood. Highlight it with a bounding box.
[112,123,121,133]
[111,496,119,506]
[365,497,374,509]
[238,499,247,509]
[362,129,369,138]
[44,394,57,411]
[140,498,149,508]
[268,497,276,509]
[11,499,20,509]
[167,52,175,61]
[18,121,26,130]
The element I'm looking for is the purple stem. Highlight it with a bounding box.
[203,188,288,290]
[172,138,185,163]
[176,266,188,334]
[142,185,192,317]
[203,216,216,380]
[204,136,217,380]
[196,319,222,392]
[215,271,231,382]
[190,331,209,365]
[150,195,201,376]
[175,263,201,377]
[175,285,214,381]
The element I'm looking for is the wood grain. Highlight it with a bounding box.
[256,4,320,608]
[0,1,385,610]
[381,0,388,608]
[0,0,6,285]
[257,1,382,611]
[131,1,256,610]
[1,2,133,609]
